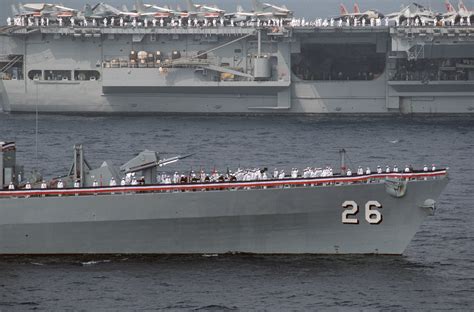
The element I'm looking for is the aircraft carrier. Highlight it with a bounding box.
[0,142,449,254]
[0,1,474,114]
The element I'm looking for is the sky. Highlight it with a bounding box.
[2,0,474,22]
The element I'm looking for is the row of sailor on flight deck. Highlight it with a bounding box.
[6,15,285,29]
[290,16,473,28]
[5,164,437,191]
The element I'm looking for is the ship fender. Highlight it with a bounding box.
[384,178,408,198]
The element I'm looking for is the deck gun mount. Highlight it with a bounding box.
[70,144,194,187]
[120,150,195,184]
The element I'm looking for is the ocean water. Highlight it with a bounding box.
[0,114,473,311]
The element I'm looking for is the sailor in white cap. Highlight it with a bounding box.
[357,166,364,175]
[404,165,410,173]
[25,181,32,190]
[57,179,64,189]
[386,165,391,173]
[92,180,99,187]
[41,180,48,189]
[423,165,429,172]
[365,167,371,175]
[346,168,352,176]
[109,177,117,186]
[377,166,382,174]
[8,182,15,190]
[278,170,285,179]
[121,178,126,186]
[431,164,436,171]
[393,165,399,173]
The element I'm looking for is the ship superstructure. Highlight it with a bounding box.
[0,1,474,114]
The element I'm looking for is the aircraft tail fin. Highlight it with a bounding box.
[458,0,468,12]
[237,5,244,13]
[252,0,264,12]
[11,4,20,16]
[353,3,360,13]
[340,3,349,15]
[186,0,195,12]
[84,4,93,17]
[445,0,455,12]
[135,0,146,13]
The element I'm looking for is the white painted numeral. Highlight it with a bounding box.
[342,200,383,225]
[365,201,383,224]
[342,200,359,224]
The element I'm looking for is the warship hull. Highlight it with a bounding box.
[0,175,448,255]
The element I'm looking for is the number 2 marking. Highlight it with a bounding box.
[342,201,359,224]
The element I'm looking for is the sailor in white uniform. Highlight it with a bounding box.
[121,178,127,186]
[41,180,48,189]
[377,166,382,174]
[423,165,429,172]
[109,177,117,186]
[25,182,32,190]
[393,165,399,173]
[8,182,15,190]
[365,167,371,175]
[357,166,364,175]
[74,180,80,188]
[57,180,64,189]
[273,168,279,179]
[431,164,436,171]
[346,168,352,176]
[386,166,391,173]
[404,166,411,173]
[92,180,99,187]
[278,170,285,179]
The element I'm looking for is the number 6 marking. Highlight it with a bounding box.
[365,201,383,224]
[342,200,359,224]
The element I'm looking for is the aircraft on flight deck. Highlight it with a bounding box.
[338,3,384,20]
[13,3,77,18]
[457,0,474,21]
[385,3,438,25]
[441,0,459,24]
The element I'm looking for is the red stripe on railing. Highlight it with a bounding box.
[0,170,448,198]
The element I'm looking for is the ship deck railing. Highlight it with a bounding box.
[0,170,448,199]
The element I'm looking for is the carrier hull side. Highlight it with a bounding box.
[4,80,474,114]
[0,178,448,254]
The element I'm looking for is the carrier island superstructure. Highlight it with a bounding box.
[1,2,474,114]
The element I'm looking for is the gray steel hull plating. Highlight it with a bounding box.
[0,177,448,254]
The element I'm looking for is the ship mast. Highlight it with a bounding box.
[339,149,347,175]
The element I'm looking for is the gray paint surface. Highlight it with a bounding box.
[0,176,448,254]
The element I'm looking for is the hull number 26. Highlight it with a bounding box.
[342,201,383,224]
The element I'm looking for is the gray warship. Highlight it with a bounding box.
[0,1,474,114]
[0,142,449,254]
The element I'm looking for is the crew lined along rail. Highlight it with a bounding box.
[0,170,448,198]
